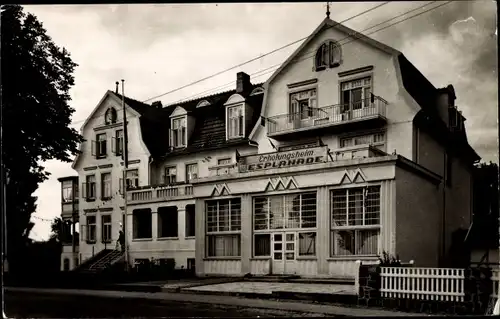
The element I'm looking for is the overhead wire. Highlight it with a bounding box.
[69,1,448,127]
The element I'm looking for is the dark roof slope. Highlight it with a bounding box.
[111,82,264,159]
[398,54,480,164]
[163,83,264,158]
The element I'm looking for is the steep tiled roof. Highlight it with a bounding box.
[111,81,264,159]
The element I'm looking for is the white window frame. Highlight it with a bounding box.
[226,104,245,139]
[86,215,97,242]
[101,214,112,243]
[289,89,318,121]
[340,77,372,112]
[185,163,198,182]
[330,186,381,257]
[114,130,123,156]
[101,172,112,199]
[125,169,139,189]
[164,166,177,184]
[96,133,107,158]
[170,116,187,148]
[253,192,317,231]
[84,175,96,200]
[62,181,73,203]
[206,198,242,257]
[339,132,386,149]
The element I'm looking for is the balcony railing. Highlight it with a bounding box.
[331,144,387,161]
[208,163,239,177]
[127,184,194,203]
[267,96,387,135]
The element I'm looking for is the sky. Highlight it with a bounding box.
[23,2,497,241]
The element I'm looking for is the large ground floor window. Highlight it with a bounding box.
[330,186,381,256]
[206,198,241,257]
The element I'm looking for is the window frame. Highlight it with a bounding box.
[95,133,107,158]
[114,129,124,157]
[339,131,386,150]
[226,104,245,140]
[132,209,153,239]
[164,166,177,185]
[125,169,139,190]
[104,107,117,125]
[340,76,372,113]
[330,186,381,257]
[86,215,97,243]
[185,163,198,182]
[314,40,342,71]
[157,207,178,238]
[101,172,112,200]
[253,192,317,231]
[170,116,187,148]
[62,180,73,203]
[101,214,112,243]
[185,204,196,238]
[289,88,317,121]
[205,198,242,258]
[83,175,97,201]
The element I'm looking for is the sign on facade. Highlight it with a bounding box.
[240,146,328,172]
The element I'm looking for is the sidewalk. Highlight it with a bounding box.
[5,287,429,317]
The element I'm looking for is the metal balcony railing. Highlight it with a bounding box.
[267,96,387,135]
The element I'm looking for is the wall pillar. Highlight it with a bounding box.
[240,194,252,274]
[317,186,329,275]
[151,210,158,240]
[178,208,186,240]
[195,199,205,276]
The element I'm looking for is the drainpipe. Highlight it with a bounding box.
[442,151,446,266]
[148,156,154,185]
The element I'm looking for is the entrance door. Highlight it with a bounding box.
[272,232,297,275]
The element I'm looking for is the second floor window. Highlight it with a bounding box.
[126,169,139,189]
[315,40,341,71]
[83,175,96,200]
[62,181,73,202]
[164,166,177,184]
[339,132,385,149]
[101,172,112,199]
[289,89,317,121]
[216,158,232,176]
[95,133,107,158]
[186,163,198,182]
[171,117,186,148]
[227,105,244,138]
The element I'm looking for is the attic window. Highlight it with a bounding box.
[105,108,117,125]
[170,117,187,148]
[227,104,244,139]
[196,100,211,108]
[315,40,341,71]
[250,87,264,96]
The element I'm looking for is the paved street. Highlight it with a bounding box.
[5,290,325,318]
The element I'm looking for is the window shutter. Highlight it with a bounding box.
[82,183,87,199]
[238,115,244,136]
[169,129,174,147]
[102,139,107,156]
[91,141,96,157]
[111,137,116,154]
[119,178,123,195]
[289,100,299,122]
[181,127,186,146]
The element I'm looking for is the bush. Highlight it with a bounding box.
[378,251,401,267]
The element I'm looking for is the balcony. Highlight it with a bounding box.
[127,184,194,204]
[266,96,387,140]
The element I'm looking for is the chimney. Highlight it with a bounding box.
[236,72,252,95]
[115,81,119,94]
[151,101,163,109]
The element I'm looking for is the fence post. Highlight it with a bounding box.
[354,260,362,296]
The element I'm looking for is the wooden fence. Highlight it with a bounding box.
[380,267,465,302]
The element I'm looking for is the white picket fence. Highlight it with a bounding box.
[380,267,465,302]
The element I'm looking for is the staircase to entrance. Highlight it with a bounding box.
[74,249,124,275]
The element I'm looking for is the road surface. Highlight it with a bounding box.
[5,290,324,318]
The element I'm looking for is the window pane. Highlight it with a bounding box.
[270,196,284,229]
[254,234,270,256]
[219,200,230,231]
[299,232,316,256]
[206,202,218,233]
[356,229,379,255]
[331,190,347,226]
[347,189,364,226]
[254,197,269,230]
[365,186,381,225]
[301,193,317,228]
[334,230,356,256]
[207,235,240,257]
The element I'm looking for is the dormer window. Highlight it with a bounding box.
[105,107,117,125]
[170,117,187,148]
[315,40,341,71]
[227,104,244,139]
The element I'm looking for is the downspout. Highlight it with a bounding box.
[148,156,154,185]
[442,151,446,266]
